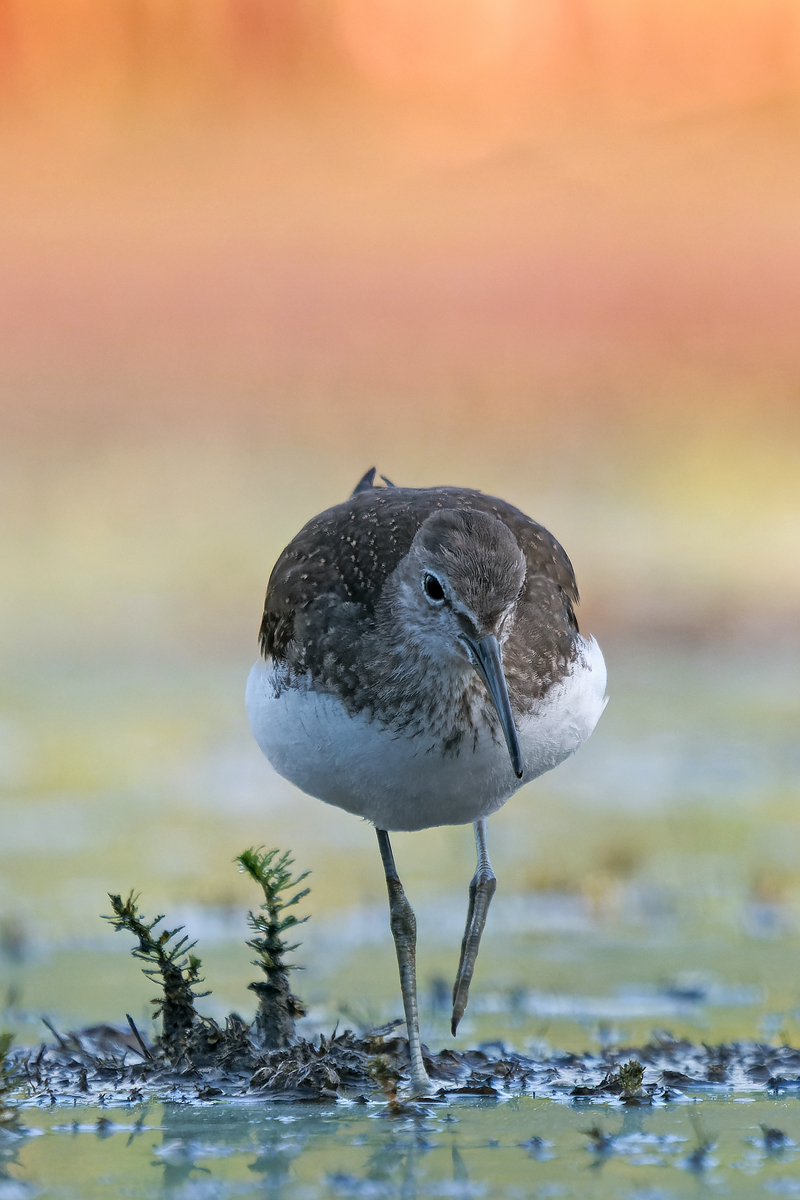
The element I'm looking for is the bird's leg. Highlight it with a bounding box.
[376,828,432,1096]
[451,818,496,1035]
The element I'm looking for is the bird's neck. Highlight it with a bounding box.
[362,615,497,747]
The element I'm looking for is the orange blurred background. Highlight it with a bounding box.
[2,0,800,435]
[2,1,800,639]
[0,0,799,670]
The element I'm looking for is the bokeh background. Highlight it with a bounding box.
[2,0,800,1055]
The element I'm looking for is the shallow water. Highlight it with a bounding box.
[4,634,800,1194]
[6,1090,800,1199]
[5,638,800,1051]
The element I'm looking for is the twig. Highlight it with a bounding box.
[42,1017,69,1050]
[126,1014,153,1062]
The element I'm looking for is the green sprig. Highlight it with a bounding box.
[236,847,310,976]
[236,847,310,1048]
[104,891,209,1050]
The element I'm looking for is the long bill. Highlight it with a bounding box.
[466,634,524,778]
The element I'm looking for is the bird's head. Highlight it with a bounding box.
[391,507,527,777]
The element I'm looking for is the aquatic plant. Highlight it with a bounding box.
[104,892,209,1055]
[0,1033,22,1134]
[236,847,310,1049]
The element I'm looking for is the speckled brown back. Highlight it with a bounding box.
[259,484,579,665]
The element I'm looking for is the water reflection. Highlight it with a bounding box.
[154,1105,245,1197]
[248,1121,305,1200]
[326,1108,439,1200]
[142,1101,490,1200]
[13,1092,800,1199]
[0,1139,28,1198]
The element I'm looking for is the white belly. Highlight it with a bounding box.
[245,636,607,832]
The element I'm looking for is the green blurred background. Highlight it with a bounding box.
[2,0,800,1055]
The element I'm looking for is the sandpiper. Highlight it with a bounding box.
[246,469,607,1094]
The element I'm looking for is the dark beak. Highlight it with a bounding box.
[465,634,524,779]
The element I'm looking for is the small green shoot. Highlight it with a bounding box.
[617,1058,644,1097]
[236,847,310,1049]
[104,892,209,1054]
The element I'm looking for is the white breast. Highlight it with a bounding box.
[245,636,607,832]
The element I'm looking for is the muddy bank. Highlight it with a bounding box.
[7,859,800,1116]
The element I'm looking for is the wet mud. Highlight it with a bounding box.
[9,1023,800,1109]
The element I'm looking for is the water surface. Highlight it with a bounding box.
[7,1090,800,1199]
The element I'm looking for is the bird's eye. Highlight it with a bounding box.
[423,573,445,602]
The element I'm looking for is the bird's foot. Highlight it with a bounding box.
[405,1067,434,1099]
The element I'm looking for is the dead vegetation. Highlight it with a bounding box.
[9,1024,800,1110]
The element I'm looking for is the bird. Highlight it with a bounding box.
[246,469,607,1094]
